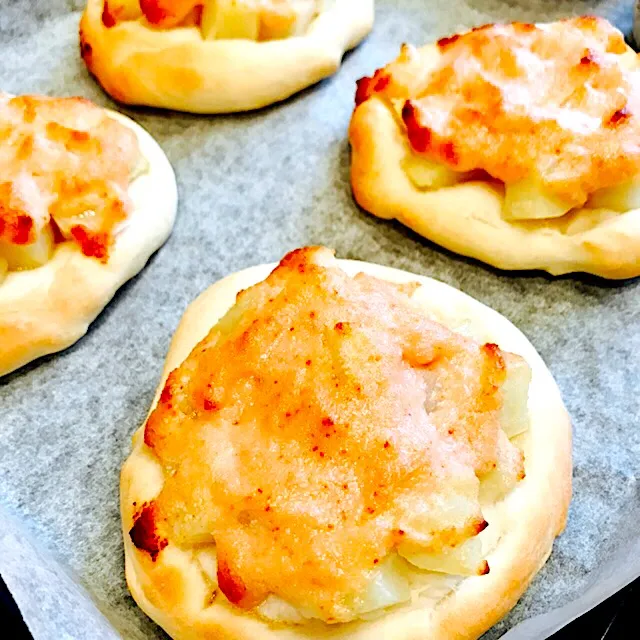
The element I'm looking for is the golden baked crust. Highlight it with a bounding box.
[121,251,572,639]
[349,17,640,278]
[79,0,374,113]
[0,110,177,377]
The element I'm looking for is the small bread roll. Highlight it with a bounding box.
[0,94,177,376]
[350,17,640,278]
[121,247,571,639]
[80,0,374,113]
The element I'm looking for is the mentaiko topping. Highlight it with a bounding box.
[101,0,322,41]
[355,17,640,210]
[0,94,141,272]
[130,247,529,623]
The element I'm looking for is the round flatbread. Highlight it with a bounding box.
[121,253,571,640]
[350,18,640,279]
[0,110,177,377]
[80,0,374,113]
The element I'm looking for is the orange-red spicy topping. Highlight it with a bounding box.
[355,17,640,204]
[130,247,525,621]
[0,94,140,262]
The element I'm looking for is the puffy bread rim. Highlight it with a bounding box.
[0,109,177,377]
[349,44,640,279]
[80,0,374,113]
[121,258,572,640]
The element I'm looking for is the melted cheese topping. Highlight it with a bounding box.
[355,17,640,204]
[102,0,321,41]
[130,247,526,622]
[0,94,140,267]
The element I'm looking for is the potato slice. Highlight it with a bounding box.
[500,353,531,438]
[503,177,574,220]
[587,179,640,212]
[0,223,55,270]
[617,50,639,71]
[195,547,218,587]
[356,554,412,615]
[402,152,462,190]
[201,0,260,40]
[398,536,487,577]
[479,430,525,503]
[259,0,318,40]
[256,595,307,624]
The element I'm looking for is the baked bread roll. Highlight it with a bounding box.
[0,93,176,376]
[121,246,571,639]
[350,17,640,278]
[80,0,374,113]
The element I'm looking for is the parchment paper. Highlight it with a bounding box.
[1,1,639,638]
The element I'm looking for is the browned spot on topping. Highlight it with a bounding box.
[373,558,379,564]
[609,106,630,126]
[257,488,263,494]
[312,445,319,452]
[70,225,109,261]
[579,48,598,66]
[402,101,432,153]
[476,519,489,534]
[129,504,167,561]
[355,75,375,106]
[101,1,117,28]
[334,322,345,331]
[11,215,34,245]
[216,554,262,608]
[437,33,461,50]
[383,441,390,449]
[397,529,405,536]
[192,3,203,26]
[265,505,271,512]
[374,74,390,93]
[442,141,458,165]
[159,383,172,404]
[319,451,325,458]
[322,417,334,427]
[203,399,218,411]
[366,506,375,514]
[79,36,92,63]
[306,359,312,366]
